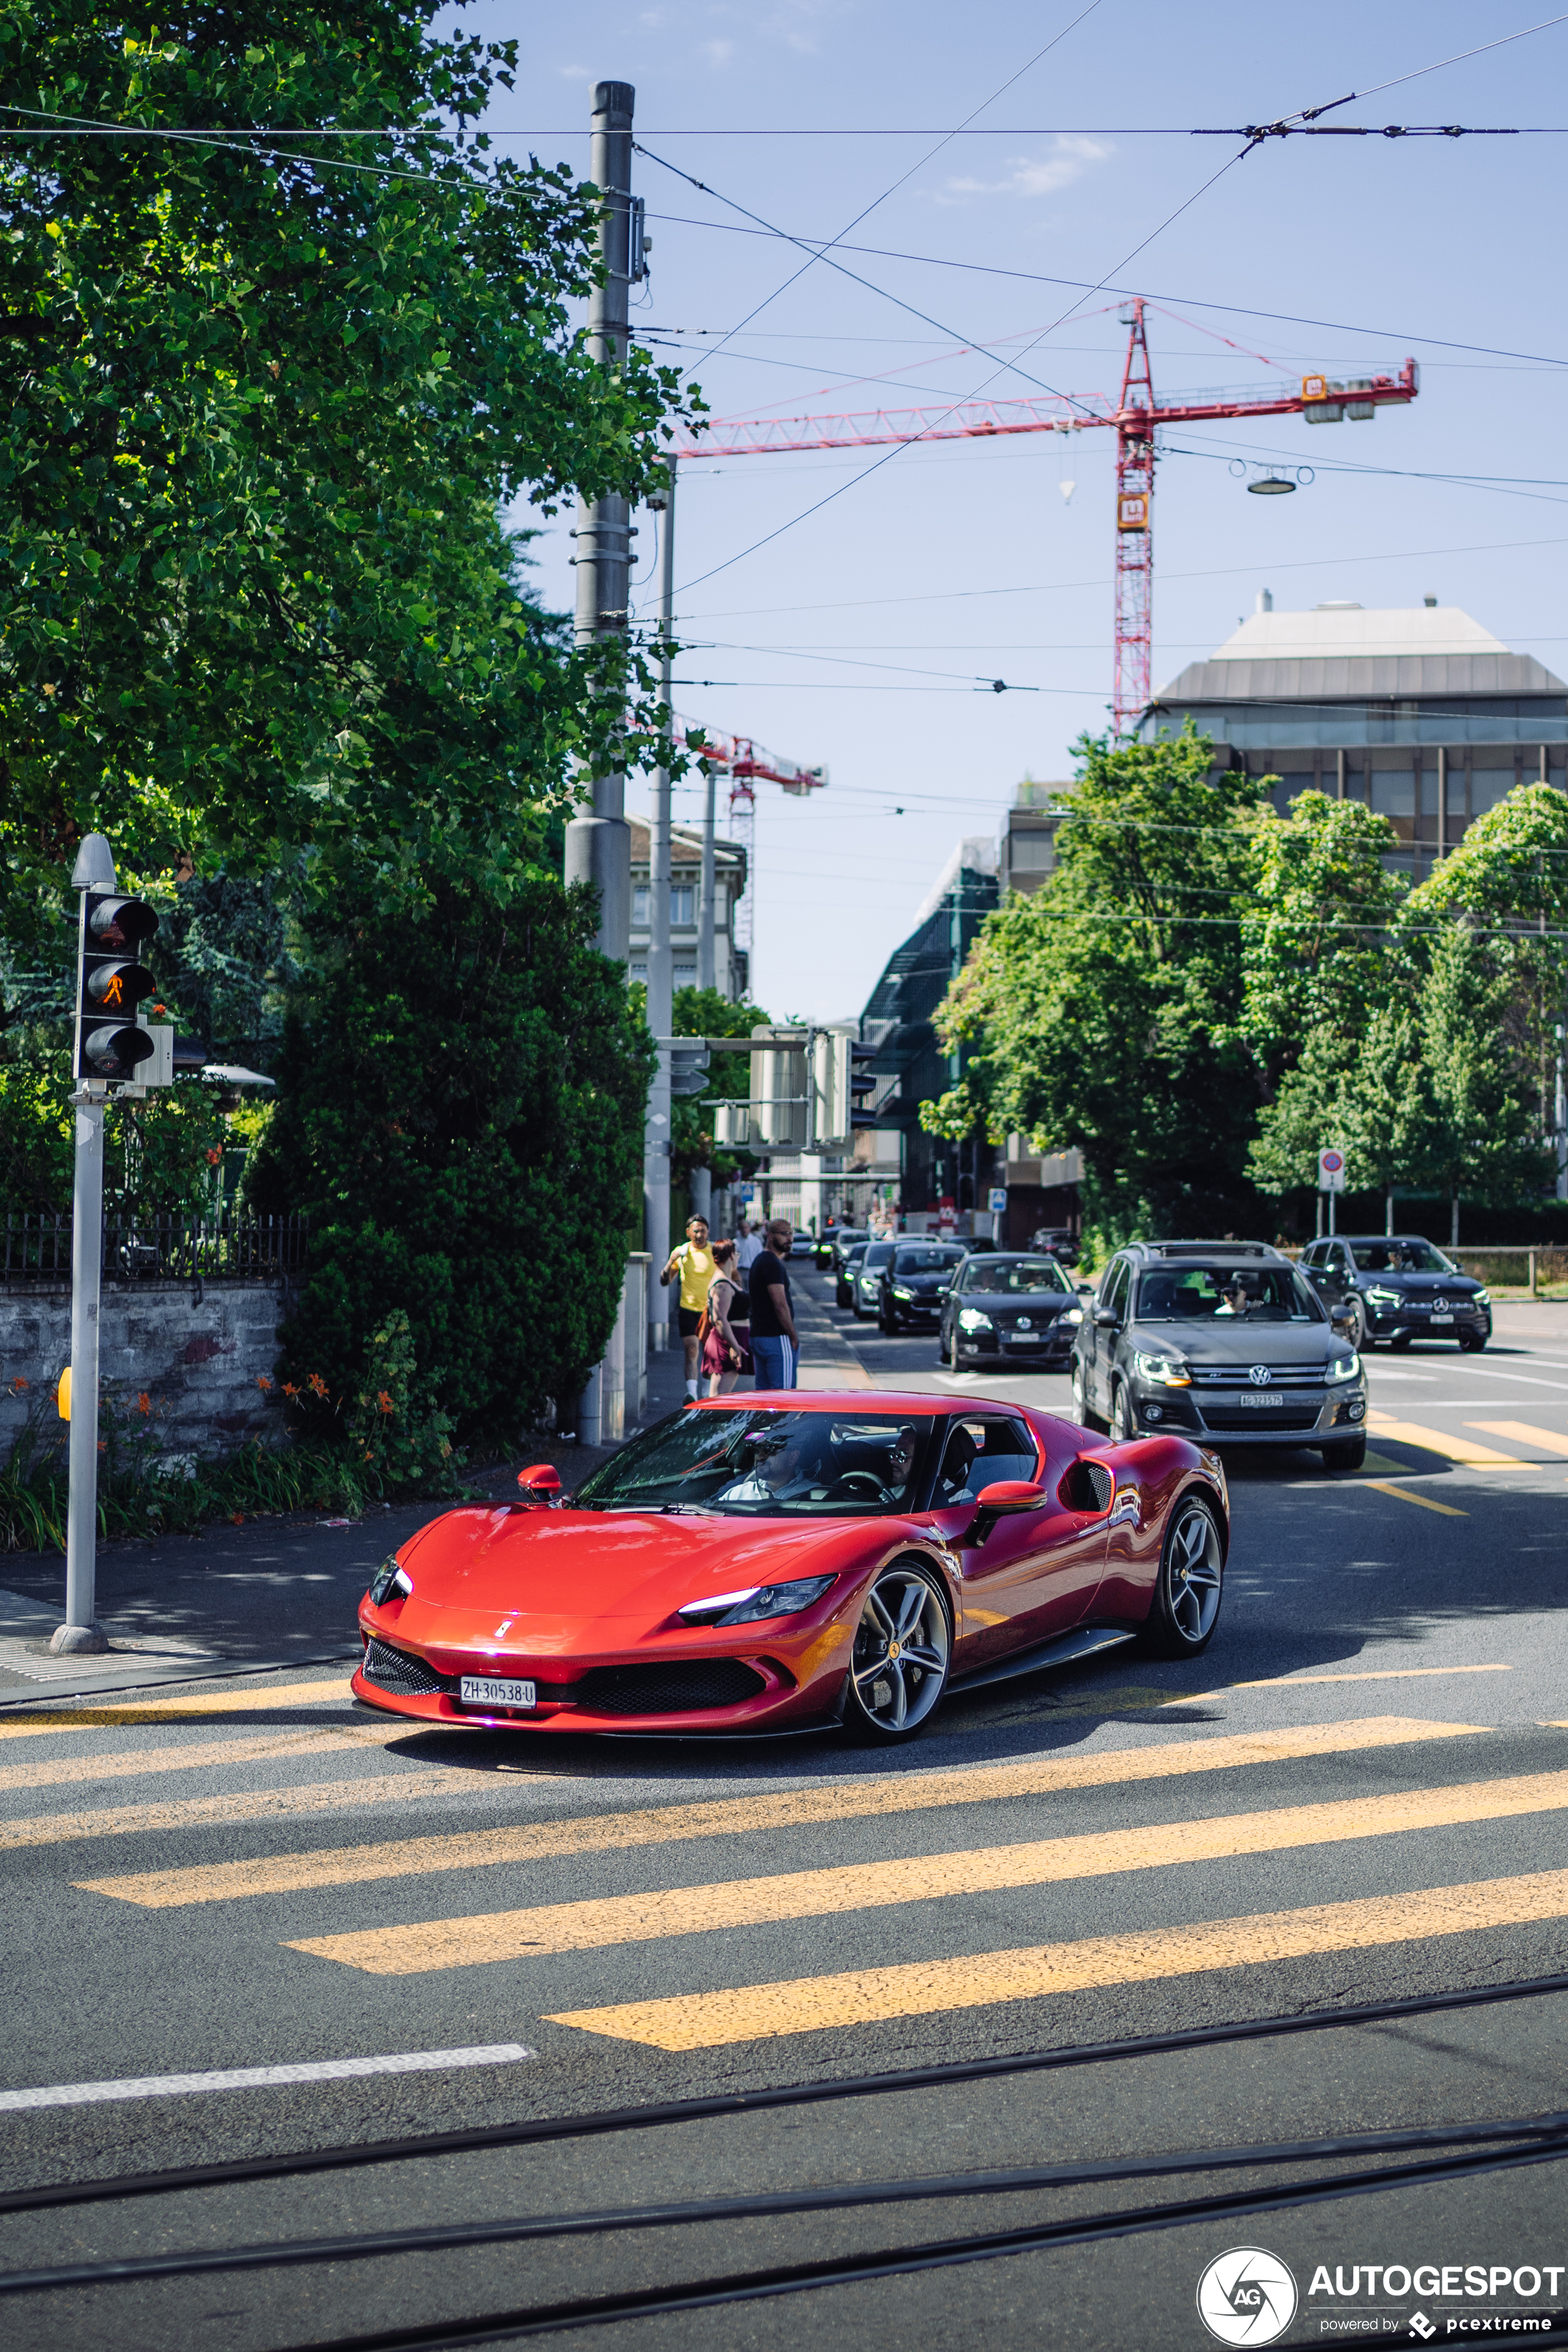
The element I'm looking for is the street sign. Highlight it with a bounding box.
[1317,1146,1346,1193]
[988,1186,1007,1214]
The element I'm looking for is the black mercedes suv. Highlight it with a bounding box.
[1071,1240,1370,1470]
[1298,1235,1491,1353]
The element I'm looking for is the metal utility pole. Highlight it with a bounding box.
[563,80,636,962]
[54,832,117,1657]
[645,461,675,1353]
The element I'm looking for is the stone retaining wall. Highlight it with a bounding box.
[0,1281,288,1462]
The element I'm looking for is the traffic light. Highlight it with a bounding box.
[75,892,159,1083]
[667,1039,711,1098]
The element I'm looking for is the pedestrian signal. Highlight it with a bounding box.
[75,893,160,1082]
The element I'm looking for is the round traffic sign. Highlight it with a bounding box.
[1319,1148,1345,1174]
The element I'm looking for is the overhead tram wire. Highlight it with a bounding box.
[647,0,1106,383]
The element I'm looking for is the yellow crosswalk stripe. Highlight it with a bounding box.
[1365,1415,1528,1467]
[0,1676,356,1741]
[1364,1482,1468,1517]
[281,1764,1564,1978]
[548,1867,1568,2049]
[0,1722,417,1795]
[1468,1420,1568,1459]
[0,1770,456,1849]
[74,1715,1480,1910]
[1168,1665,1509,1703]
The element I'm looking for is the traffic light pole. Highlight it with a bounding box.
[55,1082,107,1653]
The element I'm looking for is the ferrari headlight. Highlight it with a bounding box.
[1133,1351,1191,1387]
[891,1285,914,1301]
[959,1307,994,1332]
[678,1574,836,1627]
[367,1556,412,1606]
[1367,1285,1402,1307]
[1325,1353,1360,1382]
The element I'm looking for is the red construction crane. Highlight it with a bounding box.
[670,300,1419,736]
[669,720,827,956]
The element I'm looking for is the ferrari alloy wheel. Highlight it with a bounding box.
[843,1562,951,1741]
[1141,1495,1224,1658]
[1109,1381,1132,1444]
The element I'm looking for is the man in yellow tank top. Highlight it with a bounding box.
[661,1216,716,1400]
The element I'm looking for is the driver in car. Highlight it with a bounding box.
[1216,1278,1253,1318]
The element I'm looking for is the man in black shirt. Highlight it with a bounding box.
[748,1216,799,1390]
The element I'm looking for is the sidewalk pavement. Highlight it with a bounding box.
[0,1328,693,1706]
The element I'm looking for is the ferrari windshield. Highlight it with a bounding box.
[1349,1240,1456,1274]
[962,1256,1074,1295]
[573,1408,938,1516]
[1135,1265,1322,1324]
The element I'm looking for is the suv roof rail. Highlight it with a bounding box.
[1145,1240,1282,1258]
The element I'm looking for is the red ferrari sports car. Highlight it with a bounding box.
[352,1391,1227,1743]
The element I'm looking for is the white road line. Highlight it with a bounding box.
[1420,1365,1568,1393]
[0,2044,536,2112]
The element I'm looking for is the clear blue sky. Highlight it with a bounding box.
[450,0,1568,1019]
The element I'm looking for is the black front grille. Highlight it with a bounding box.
[361,1638,454,1697]
[1199,1409,1323,1433]
[1190,1364,1323,1387]
[574,1660,768,1716]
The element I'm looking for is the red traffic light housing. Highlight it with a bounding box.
[75,893,159,1083]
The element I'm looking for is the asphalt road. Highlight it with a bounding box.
[4,1267,1568,2350]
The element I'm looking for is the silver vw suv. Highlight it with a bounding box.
[1071,1240,1370,1471]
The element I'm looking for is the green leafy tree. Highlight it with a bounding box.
[0,0,693,964]
[1238,794,1405,1085]
[245,874,653,1465]
[924,727,1272,1239]
[1415,925,1546,1242]
[672,984,767,1185]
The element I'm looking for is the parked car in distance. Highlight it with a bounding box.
[853,1239,897,1318]
[835,1242,869,1309]
[941,1252,1083,1369]
[355,1389,1231,1745]
[1299,1235,1491,1353]
[1030,1227,1081,1266]
[879,1241,969,1333]
[1071,1239,1369,1470]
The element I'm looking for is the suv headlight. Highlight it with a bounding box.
[1325,1353,1360,1382]
[959,1307,994,1332]
[1472,1288,1491,1307]
[1133,1351,1191,1388]
[891,1285,914,1301]
[1366,1285,1402,1307]
[678,1575,836,1626]
[367,1556,412,1606]
[1062,1306,1083,1325]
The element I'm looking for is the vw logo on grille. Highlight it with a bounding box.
[1016,1317,1032,1331]
[1248,1364,1273,1387]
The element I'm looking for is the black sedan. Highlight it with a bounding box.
[941,1252,1084,1368]
[877,1241,967,1333]
[1299,1235,1491,1352]
[835,1242,869,1309]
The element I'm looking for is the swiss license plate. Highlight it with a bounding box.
[460,1675,536,1709]
[1230,1394,1286,1409]
[1430,1312,1453,1324]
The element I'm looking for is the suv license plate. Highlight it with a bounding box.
[460,1675,536,1709]
[1233,1395,1285,1409]
[1430,1312,1453,1324]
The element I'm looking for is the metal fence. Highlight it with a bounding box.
[0,1212,309,1283]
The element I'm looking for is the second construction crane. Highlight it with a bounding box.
[669,301,1419,736]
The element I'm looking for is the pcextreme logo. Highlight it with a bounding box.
[1198,2247,1299,2345]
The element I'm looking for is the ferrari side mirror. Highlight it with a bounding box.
[974,1480,1045,1514]
[517,1463,562,1508]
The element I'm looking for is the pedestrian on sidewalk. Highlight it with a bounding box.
[701,1240,750,1396]
[749,1216,799,1391]
[734,1220,763,1275]
[661,1214,716,1401]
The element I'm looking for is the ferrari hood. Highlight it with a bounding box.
[391,1504,877,1637]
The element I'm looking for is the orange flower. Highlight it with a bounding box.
[230,1512,244,1525]
[9,1377,27,1393]
[136,1391,151,1414]
[256,1375,273,1393]
[376,1389,394,1414]
[306,1373,330,1399]
[280,1381,300,1399]
[206,1147,223,1166]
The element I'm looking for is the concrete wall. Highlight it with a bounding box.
[0,1281,288,1463]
